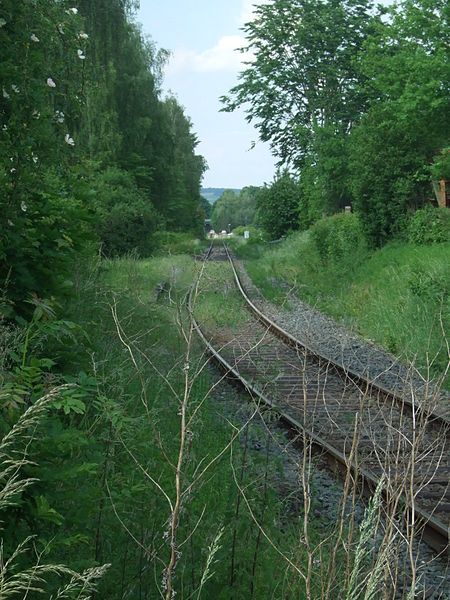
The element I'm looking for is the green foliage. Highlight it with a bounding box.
[0,1,206,318]
[77,166,165,257]
[407,206,450,245]
[222,0,374,223]
[223,0,449,245]
[232,225,265,239]
[431,148,450,180]
[257,172,300,240]
[241,232,450,386]
[0,2,92,317]
[211,186,260,231]
[349,0,449,245]
[201,187,241,204]
[310,213,368,265]
[152,231,204,255]
[222,0,374,168]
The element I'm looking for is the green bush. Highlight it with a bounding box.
[152,231,203,255]
[310,213,368,265]
[407,206,450,245]
[431,148,450,180]
[232,225,265,239]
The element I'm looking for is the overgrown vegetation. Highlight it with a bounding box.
[0,254,339,598]
[211,186,261,232]
[0,0,205,318]
[223,0,449,245]
[236,213,450,387]
[1,0,449,597]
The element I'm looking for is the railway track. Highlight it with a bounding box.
[191,243,449,558]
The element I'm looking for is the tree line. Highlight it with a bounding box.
[0,0,206,318]
[222,0,449,244]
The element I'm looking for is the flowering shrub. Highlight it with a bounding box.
[0,1,90,316]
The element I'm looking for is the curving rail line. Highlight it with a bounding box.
[190,243,450,556]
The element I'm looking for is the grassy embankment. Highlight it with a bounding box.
[234,231,450,388]
[3,246,432,597]
[63,252,332,598]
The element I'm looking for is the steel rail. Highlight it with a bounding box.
[223,244,449,428]
[190,243,449,554]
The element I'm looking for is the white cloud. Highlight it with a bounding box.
[239,0,269,25]
[166,0,267,76]
[167,35,249,74]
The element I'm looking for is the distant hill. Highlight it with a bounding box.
[201,188,241,204]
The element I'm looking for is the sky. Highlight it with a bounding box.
[135,0,275,189]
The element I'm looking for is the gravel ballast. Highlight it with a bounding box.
[234,258,450,420]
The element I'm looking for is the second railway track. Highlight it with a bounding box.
[191,243,450,557]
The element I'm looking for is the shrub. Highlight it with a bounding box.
[232,225,265,239]
[407,206,450,245]
[310,213,368,265]
[431,148,450,180]
[152,231,202,255]
[257,172,300,240]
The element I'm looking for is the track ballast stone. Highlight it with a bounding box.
[234,258,449,420]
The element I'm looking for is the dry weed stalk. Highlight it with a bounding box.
[0,385,109,598]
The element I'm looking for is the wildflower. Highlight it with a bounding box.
[2,88,10,99]
[32,110,40,119]
[64,134,75,146]
[21,201,27,212]
[77,49,86,60]
[11,85,20,93]
[32,153,38,163]
[30,33,40,42]
[2,124,7,131]
[11,168,16,174]
[55,110,64,123]
[47,77,56,88]
[0,18,6,28]
[78,31,89,39]
[57,24,64,35]
[66,7,78,14]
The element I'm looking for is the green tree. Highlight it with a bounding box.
[211,187,260,231]
[349,0,450,244]
[257,172,300,239]
[222,0,375,166]
[0,0,92,316]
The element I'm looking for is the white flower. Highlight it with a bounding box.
[30,33,40,42]
[47,77,56,88]
[11,168,16,174]
[8,220,13,226]
[2,124,7,131]
[78,31,89,39]
[11,85,20,93]
[2,88,10,99]
[57,24,64,35]
[77,49,86,60]
[32,153,38,163]
[64,134,75,146]
[55,110,65,123]
[32,110,41,119]
[0,18,6,28]
[21,201,27,212]
[66,7,78,14]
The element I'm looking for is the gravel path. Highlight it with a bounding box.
[234,258,450,420]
